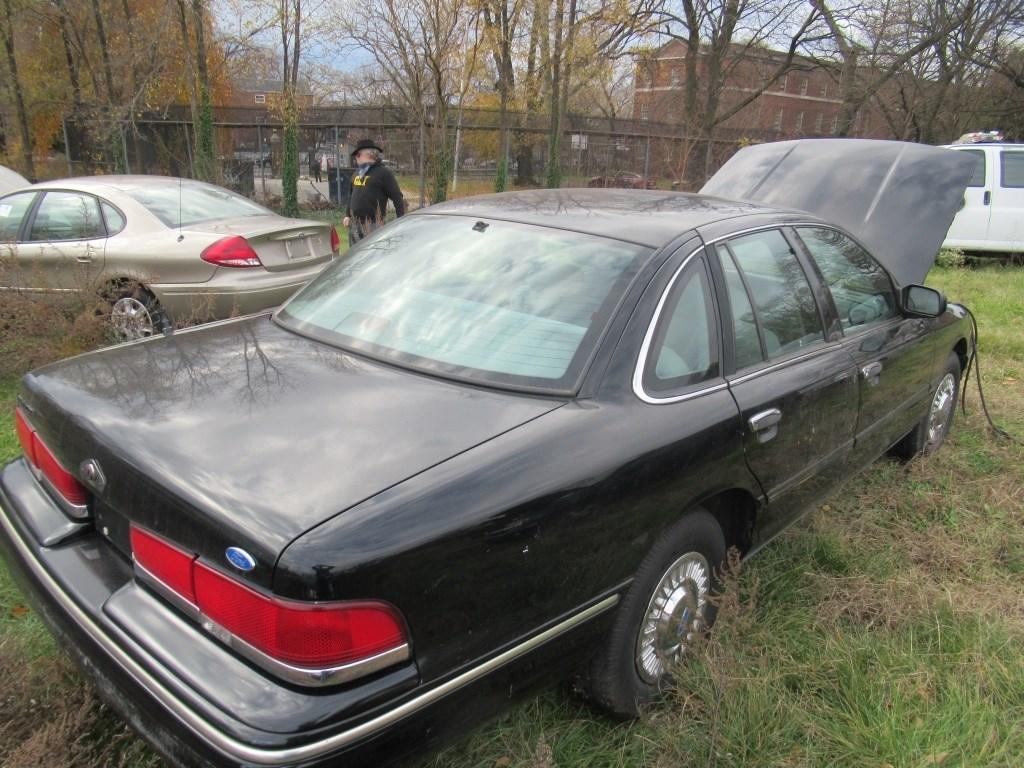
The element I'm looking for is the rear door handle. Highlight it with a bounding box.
[861,361,883,385]
[748,408,782,443]
[983,190,991,205]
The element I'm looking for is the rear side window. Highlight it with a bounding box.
[796,227,896,331]
[0,192,36,241]
[1000,151,1024,188]
[724,230,824,359]
[28,192,105,241]
[960,149,986,187]
[644,258,719,393]
[101,201,126,235]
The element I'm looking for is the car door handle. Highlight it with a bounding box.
[748,408,782,443]
[983,190,991,205]
[861,361,883,386]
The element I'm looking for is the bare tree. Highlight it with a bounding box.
[648,0,822,179]
[332,0,481,204]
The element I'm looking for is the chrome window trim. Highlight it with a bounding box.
[632,246,727,405]
[0,503,618,765]
[633,222,831,405]
[727,342,845,386]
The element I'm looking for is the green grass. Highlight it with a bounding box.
[0,262,1022,766]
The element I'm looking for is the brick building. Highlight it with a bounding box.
[226,78,316,110]
[632,39,893,141]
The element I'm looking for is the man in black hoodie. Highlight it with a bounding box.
[342,139,406,245]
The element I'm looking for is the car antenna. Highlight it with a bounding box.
[177,175,184,242]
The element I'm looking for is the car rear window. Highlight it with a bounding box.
[277,215,650,392]
[125,182,273,227]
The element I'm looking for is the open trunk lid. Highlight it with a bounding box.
[16,315,562,589]
[700,139,976,285]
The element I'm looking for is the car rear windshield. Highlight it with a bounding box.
[125,182,273,227]
[277,215,651,392]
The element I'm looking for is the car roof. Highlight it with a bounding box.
[418,189,784,248]
[29,175,218,194]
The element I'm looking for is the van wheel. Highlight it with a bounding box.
[891,352,961,460]
[586,509,725,718]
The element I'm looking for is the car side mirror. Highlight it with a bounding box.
[902,285,946,317]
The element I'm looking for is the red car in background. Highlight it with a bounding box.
[587,172,656,189]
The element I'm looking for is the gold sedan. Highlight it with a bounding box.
[0,176,339,339]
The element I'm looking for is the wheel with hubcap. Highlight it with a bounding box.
[586,509,726,717]
[891,352,961,460]
[107,286,169,341]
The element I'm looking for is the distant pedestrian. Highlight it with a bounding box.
[311,155,322,183]
[342,139,406,246]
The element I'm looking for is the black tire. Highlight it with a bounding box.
[106,284,170,340]
[586,509,726,718]
[891,352,961,460]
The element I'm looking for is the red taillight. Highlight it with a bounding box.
[14,408,35,465]
[130,526,197,603]
[15,407,88,505]
[128,524,409,671]
[200,236,263,268]
[330,226,340,256]
[194,563,406,668]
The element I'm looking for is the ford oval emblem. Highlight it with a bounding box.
[225,547,256,572]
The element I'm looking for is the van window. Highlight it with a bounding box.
[961,150,985,187]
[1000,151,1024,189]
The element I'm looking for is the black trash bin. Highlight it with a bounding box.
[328,169,351,209]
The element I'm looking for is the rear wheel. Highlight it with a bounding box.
[586,509,726,717]
[107,285,169,341]
[892,352,961,460]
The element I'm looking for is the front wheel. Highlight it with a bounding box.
[586,509,726,717]
[892,352,961,460]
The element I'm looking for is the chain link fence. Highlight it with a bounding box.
[60,105,786,206]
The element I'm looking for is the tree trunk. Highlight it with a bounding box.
[1,0,34,178]
[545,0,565,188]
[192,0,216,180]
[55,0,82,108]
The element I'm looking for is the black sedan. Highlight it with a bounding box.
[0,140,975,767]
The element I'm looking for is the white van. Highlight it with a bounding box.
[943,143,1024,253]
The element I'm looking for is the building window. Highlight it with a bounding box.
[821,83,828,98]
[815,113,823,133]
[800,78,808,96]
[774,109,784,130]
[831,115,839,134]
[778,74,788,92]
[671,67,681,86]
[640,104,650,121]
[795,111,804,131]
[254,93,266,105]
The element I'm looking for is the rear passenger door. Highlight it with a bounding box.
[710,228,858,545]
[22,190,108,291]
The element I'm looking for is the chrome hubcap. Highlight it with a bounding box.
[110,297,154,340]
[927,373,956,445]
[635,551,710,684]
